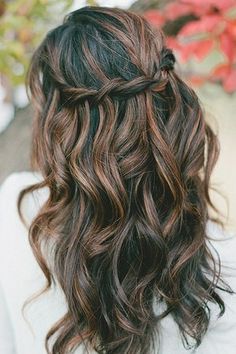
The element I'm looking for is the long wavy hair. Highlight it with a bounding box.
[18,5,232,354]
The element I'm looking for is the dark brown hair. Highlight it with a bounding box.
[18,5,232,354]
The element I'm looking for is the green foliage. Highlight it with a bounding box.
[0,0,75,86]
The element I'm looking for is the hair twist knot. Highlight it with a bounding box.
[160,47,176,71]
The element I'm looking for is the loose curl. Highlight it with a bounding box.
[18,6,232,354]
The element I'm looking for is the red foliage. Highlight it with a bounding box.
[143,10,165,27]
[212,63,236,91]
[220,28,236,62]
[183,0,235,11]
[223,68,236,91]
[180,39,214,62]
[144,0,236,92]
[178,15,221,36]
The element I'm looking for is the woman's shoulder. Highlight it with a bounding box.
[0,171,47,223]
[0,169,44,231]
[0,170,44,203]
[0,172,67,354]
[0,171,48,265]
[0,170,44,195]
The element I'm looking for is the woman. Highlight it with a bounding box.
[0,5,236,354]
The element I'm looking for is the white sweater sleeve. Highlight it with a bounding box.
[0,175,18,354]
[0,172,69,354]
[0,279,16,354]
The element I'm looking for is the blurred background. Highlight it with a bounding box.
[0,0,235,231]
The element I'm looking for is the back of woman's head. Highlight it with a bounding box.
[18,5,231,354]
